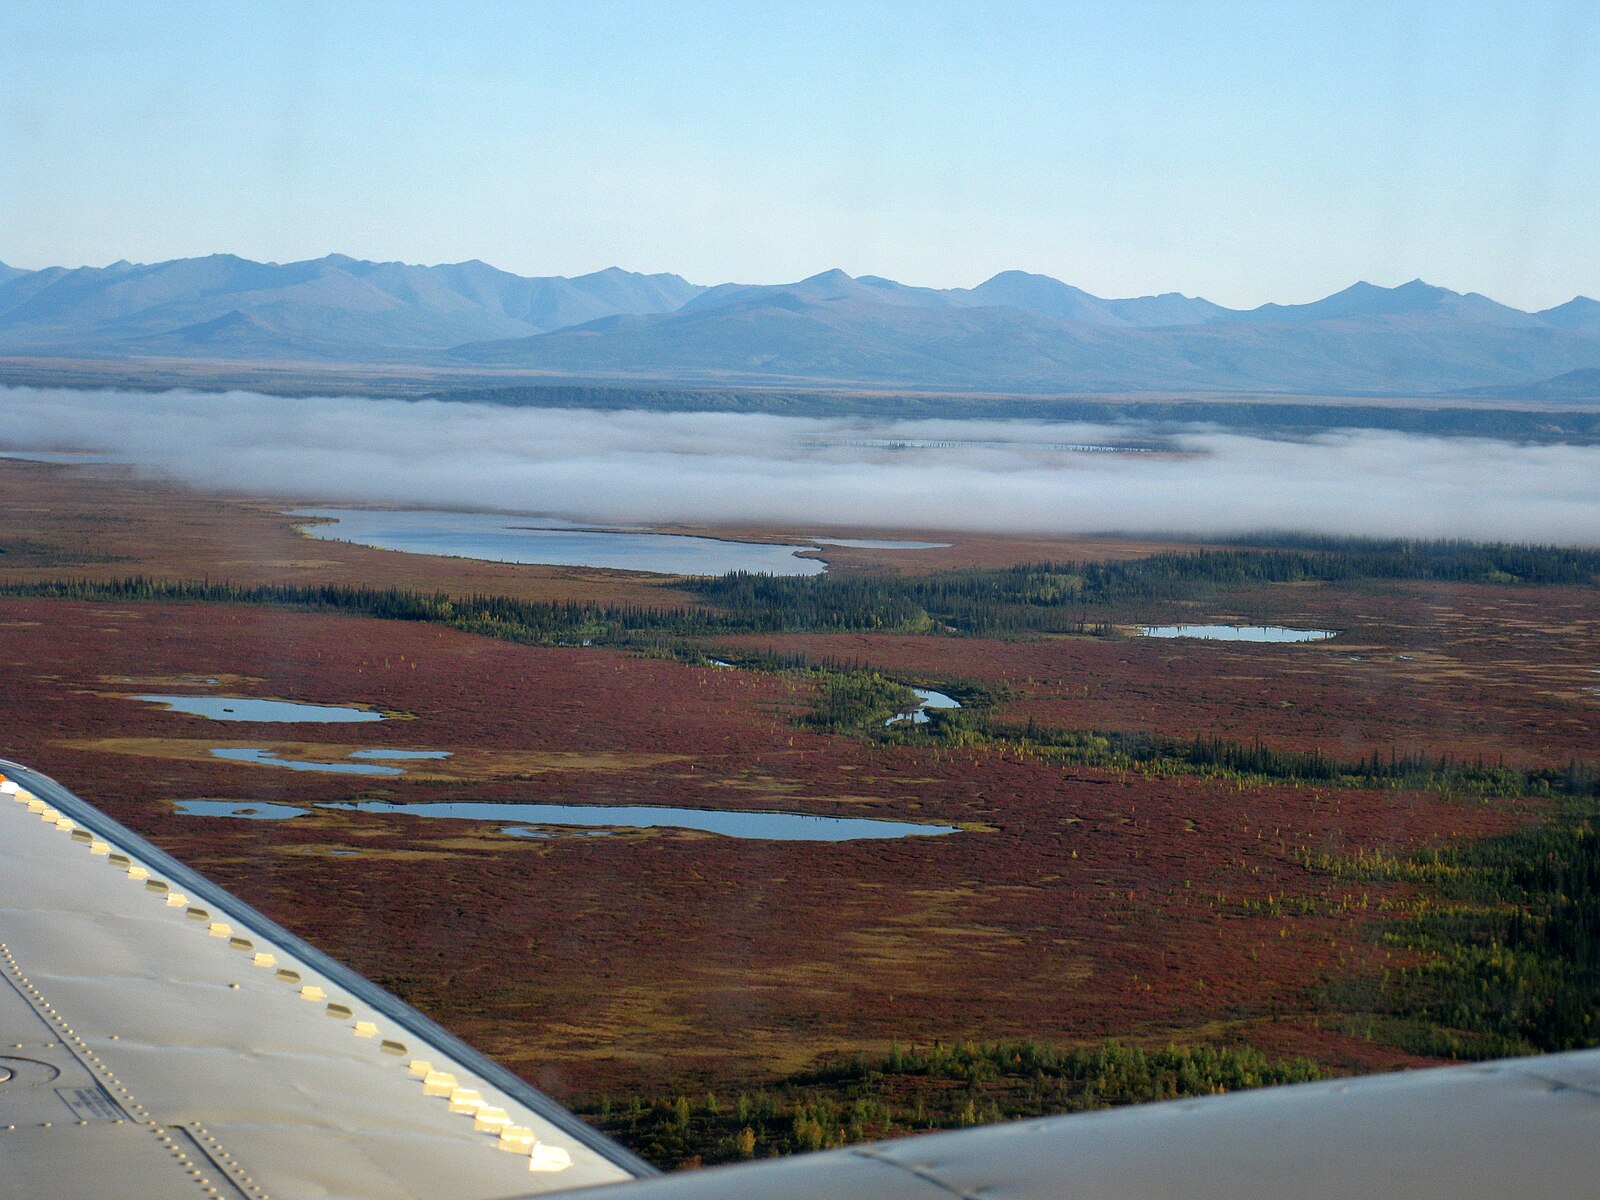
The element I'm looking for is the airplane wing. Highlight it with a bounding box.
[0,758,654,1198]
[5,757,1598,1200]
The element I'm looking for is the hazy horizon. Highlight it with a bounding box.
[4,3,1596,311]
[1,253,1591,314]
[5,386,1598,547]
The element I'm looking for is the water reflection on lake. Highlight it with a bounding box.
[813,537,950,550]
[327,800,959,841]
[294,508,827,575]
[178,796,962,841]
[132,695,384,722]
[886,687,963,726]
[1138,625,1338,643]
[292,509,946,576]
[175,799,310,819]
[211,748,403,775]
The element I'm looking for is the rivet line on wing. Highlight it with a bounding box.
[3,773,267,1196]
[148,1121,245,1198]
[0,944,156,1155]
[0,933,154,1126]
[188,1121,273,1199]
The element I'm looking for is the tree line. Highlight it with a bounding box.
[6,536,1596,647]
[893,711,1597,802]
[694,537,1600,636]
[1328,797,1600,1060]
[577,1039,1321,1170]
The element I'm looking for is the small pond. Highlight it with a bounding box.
[886,687,963,726]
[1138,625,1338,643]
[208,747,451,775]
[175,800,310,820]
[132,695,384,722]
[177,797,961,841]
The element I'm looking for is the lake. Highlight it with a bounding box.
[812,537,950,550]
[207,747,451,775]
[131,694,384,722]
[176,799,309,820]
[1138,625,1338,643]
[177,797,962,841]
[291,508,944,576]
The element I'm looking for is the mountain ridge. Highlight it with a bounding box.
[0,254,705,358]
[1,254,1597,396]
[1453,367,1600,403]
[444,269,1600,395]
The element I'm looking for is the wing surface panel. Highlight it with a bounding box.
[0,759,651,1199]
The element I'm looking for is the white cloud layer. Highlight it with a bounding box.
[5,387,1598,546]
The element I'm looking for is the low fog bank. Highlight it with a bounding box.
[5,386,1599,546]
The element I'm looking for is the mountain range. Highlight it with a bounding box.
[1,254,1597,396]
[0,254,703,362]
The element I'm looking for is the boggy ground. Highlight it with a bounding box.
[714,578,1600,769]
[0,458,693,606]
[0,597,1526,1100]
[1,459,1590,1104]
[0,457,1207,593]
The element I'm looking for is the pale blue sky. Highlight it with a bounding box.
[3,1,1596,308]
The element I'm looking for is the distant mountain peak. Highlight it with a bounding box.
[149,308,279,346]
[982,269,1072,285]
[1536,299,1600,315]
[1339,278,1452,299]
[1535,295,1600,328]
[1236,277,1521,325]
[1454,366,1600,402]
[967,271,1119,325]
[1397,278,1453,297]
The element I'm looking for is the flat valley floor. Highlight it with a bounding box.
[2,457,1594,1108]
